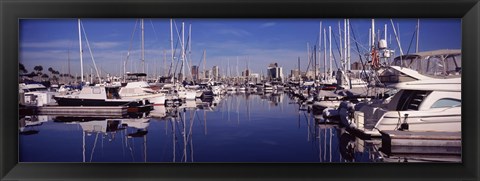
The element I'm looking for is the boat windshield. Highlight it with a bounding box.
[106,87,122,99]
[393,51,461,78]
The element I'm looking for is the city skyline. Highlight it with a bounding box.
[19,18,461,78]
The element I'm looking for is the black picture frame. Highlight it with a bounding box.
[1,0,479,180]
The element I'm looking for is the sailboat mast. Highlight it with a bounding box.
[338,21,343,68]
[163,49,167,77]
[347,19,350,70]
[181,22,185,81]
[369,28,372,48]
[170,19,174,79]
[343,19,347,71]
[317,21,322,81]
[68,47,71,77]
[78,19,84,83]
[203,49,206,79]
[384,24,387,41]
[390,19,404,56]
[371,19,375,49]
[141,19,145,73]
[306,42,310,74]
[416,19,420,53]
[329,26,332,76]
[323,28,326,81]
[189,24,192,74]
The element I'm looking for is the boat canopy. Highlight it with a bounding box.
[391,49,461,78]
[389,77,461,92]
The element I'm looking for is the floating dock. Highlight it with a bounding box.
[38,106,128,116]
[379,130,461,156]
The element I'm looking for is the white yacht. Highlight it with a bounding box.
[119,81,166,105]
[54,85,148,108]
[352,68,461,135]
[19,83,58,106]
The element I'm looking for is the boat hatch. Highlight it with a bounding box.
[396,90,431,111]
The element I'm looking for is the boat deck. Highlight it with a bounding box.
[38,106,128,116]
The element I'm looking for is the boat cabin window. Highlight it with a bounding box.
[430,98,461,108]
[23,88,48,92]
[106,87,121,99]
[92,87,102,94]
[396,90,431,111]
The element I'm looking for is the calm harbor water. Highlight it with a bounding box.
[19,92,379,162]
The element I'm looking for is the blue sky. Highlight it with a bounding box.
[19,18,461,77]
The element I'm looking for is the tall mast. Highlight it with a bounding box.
[347,19,351,71]
[141,19,145,73]
[189,24,192,74]
[306,42,310,74]
[368,28,371,48]
[371,19,375,50]
[329,26,332,76]
[323,28,326,80]
[318,21,322,80]
[343,19,347,71]
[181,22,185,81]
[170,19,174,78]
[163,49,167,77]
[390,19,404,56]
[203,49,206,79]
[338,21,343,69]
[416,19,420,53]
[313,45,316,80]
[384,24,387,41]
[67,47,71,77]
[297,57,300,81]
[78,19,84,83]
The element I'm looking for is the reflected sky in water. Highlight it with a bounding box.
[19,93,378,162]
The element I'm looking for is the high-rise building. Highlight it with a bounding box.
[204,70,210,79]
[212,66,219,80]
[267,63,283,81]
[191,66,199,81]
[290,69,300,80]
[242,69,250,77]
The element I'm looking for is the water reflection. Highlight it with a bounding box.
[19,92,378,162]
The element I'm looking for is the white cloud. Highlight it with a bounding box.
[260,22,276,28]
[91,41,123,49]
[217,29,251,37]
[21,40,73,49]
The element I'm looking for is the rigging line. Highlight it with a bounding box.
[349,22,370,81]
[171,39,181,76]
[80,21,101,83]
[405,25,418,56]
[305,45,314,74]
[335,32,370,53]
[173,20,193,79]
[125,19,139,74]
[167,29,180,77]
[331,29,341,69]
[196,50,206,68]
[186,110,196,143]
[172,118,182,158]
[89,132,100,162]
[148,19,159,41]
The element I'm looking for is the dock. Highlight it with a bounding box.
[38,106,128,116]
[378,130,461,156]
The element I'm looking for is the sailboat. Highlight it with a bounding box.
[120,19,166,105]
[54,19,149,108]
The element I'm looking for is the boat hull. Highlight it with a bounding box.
[54,97,144,107]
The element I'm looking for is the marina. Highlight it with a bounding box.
[18,18,461,162]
